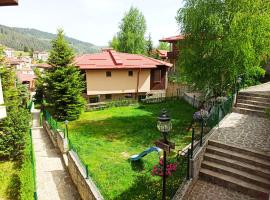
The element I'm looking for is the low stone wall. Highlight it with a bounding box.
[43,122,68,154]
[68,151,103,200]
[43,120,104,200]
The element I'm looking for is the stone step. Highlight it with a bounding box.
[239,92,270,99]
[200,168,270,199]
[236,103,268,111]
[237,95,270,103]
[204,153,270,179]
[237,99,270,107]
[201,160,270,189]
[206,145,270,169]
[208,140,270,161]
[232,107,267,118]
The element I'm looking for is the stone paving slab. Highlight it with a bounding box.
[183,179,257,200]
[210,112,270,154]
[32,109,80,200]
[241,81,270,95]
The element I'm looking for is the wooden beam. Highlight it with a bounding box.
[0,0,18,6]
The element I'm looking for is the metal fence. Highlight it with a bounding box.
[29,129,37,200]
[44,111,66,137]
[68,139,89,179]
[140,96,180,104]
[185,94,234,179]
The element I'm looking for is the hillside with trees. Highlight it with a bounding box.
[0,24,100,54]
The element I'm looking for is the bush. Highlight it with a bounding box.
[19,130,35,200]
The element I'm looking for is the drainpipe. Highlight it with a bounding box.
[136,67,142,100]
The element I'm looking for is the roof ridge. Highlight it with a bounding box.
[109,50,123,65]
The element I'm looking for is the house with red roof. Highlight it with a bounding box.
[159,35,185,71]
[75,49,172,103]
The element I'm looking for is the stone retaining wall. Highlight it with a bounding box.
[68,151,103,200]
[43,121,68,154]
[43,121,104,200]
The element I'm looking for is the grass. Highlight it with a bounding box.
[0,161,17,200]
[68,100,195,199]
[0,130,35,200]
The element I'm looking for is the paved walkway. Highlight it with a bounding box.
[210,112,270,154]
[184,179,257,200]
[241,81,270,95]
[32,109,80,200]
[179,82,270,200]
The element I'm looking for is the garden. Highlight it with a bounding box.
[66,99,195,199]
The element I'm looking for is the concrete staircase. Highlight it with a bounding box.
[200,140,270,199]
[233,92,270,118]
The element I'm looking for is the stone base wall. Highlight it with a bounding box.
[67,152,103,200]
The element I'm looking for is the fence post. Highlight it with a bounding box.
[191,128,195,158]
[34,192,38,200]
[193,95,196,108]
[187,149,190,180]
[200,119,204,146]
[85,164,89,179]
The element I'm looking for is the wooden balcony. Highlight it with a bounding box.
[167,51,178,60]
[0,0,18,6]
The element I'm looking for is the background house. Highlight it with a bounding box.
[75,49,172,103]
[33,51,49,62]
[159,35,184,71]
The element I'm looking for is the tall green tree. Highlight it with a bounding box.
[113,7,147,54]
[47,29,74,67]
[146,33,153,56]
[0,46,30,159]
[157,42,169,51]
[44,29,85,121]
[176,0,270,97]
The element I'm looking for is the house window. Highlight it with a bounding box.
[128,70,133,77]
[153,69,161,83]
[89,96,99,103]
[106,71,112,77]
[105,94,112,100]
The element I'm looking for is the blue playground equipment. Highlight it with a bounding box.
[130,146,161,161]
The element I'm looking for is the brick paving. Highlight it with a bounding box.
[210,112,270,154]
[32,109,80,200]
[184,179,257,200]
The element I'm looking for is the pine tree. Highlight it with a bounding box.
[45,29,85,121]
[146,33,153,56]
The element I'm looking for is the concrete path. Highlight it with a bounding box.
[31,109,80,200]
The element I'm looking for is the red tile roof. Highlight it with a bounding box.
[159,35,185,43]
[32,63,51,68]
[16,73,35,82]
[74,49,172,70]
[156,49,168,58]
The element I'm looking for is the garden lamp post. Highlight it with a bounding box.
[157,109,172,200]
[64,120,69,139]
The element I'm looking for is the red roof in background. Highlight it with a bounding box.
[75,49,172,70]
[16,73,35,82]
[32,63,51,68]
[159,35,185,43]
[156,50,168,58]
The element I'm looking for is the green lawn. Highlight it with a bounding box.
[68,100,195,199]
[0,161,19,200]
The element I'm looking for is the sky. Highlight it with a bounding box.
[0,0,183,47]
